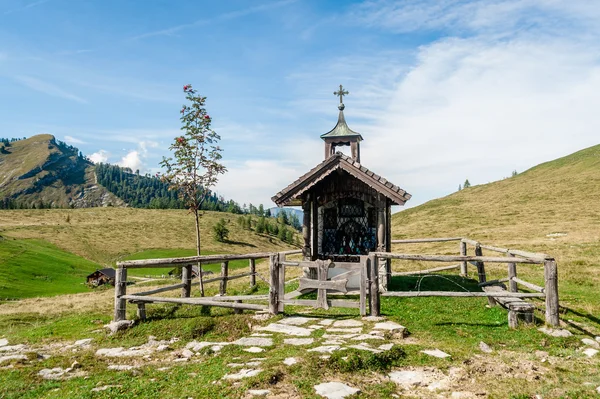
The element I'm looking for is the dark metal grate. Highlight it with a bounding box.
[322,198,376,259]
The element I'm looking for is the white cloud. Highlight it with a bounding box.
[118,150,143,172]
[64,135,85,144]
[89,150,110,164]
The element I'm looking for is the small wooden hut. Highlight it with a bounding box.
[272,85,411,288]
[87,268,116,287]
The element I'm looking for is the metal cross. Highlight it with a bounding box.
[334,84,349,104]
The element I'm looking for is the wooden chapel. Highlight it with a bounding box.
[272,85,411,287]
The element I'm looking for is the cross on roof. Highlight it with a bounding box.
[334,84,349,104]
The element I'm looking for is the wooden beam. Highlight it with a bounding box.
[507,253,518,292]
[371,252,543,264]
[133,283,185,297]
[311,195,319,261]
[381,291,545,298]
[512,277,544,293]
[136,303,146,321]
[392,237,463,244]
[182,265,192,298]
[122,295,267,311]
[475,245,495,307]
[368,254,380,316]
[207,295,269,301]
[298,277,348,293]
[116,250,301,269]
[220,261,229,296]
[281,299,360,309]
[478,278,510,287]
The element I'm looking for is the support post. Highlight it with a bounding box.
[114,267,127,322]
[368,253,380,316]
[182,265,192,298]
[377,203,387,290]
[302,199,314,279]
[311,195,319,262]
[234,300,243,314]
[220,261,229,296]
[249,259,256,287]
[544,260,559,326]
[278,253,286,312]
[136,303,146,321]
[475,244,495,306]
[269,253,280,315]
[459,241,467,276]
[507,253,518,292]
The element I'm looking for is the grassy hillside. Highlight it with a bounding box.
[393,143,600,313]
[0,238,101,299]
[0,134,122,208]
[0,208,297,266]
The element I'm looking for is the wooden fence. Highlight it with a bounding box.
[113,237,560,328]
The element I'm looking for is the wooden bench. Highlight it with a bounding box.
[483,286,535,328]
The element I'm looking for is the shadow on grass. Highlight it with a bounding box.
[434,322,504,328]
[223,239,257,248]
[388,274,482,292]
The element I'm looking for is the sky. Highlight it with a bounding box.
[1,0,600,211]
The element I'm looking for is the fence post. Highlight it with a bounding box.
[460,241,467,276]
[182,265,192,298]
[114,266,127,322]
[507,254,518,292]
[475,244,496,306]
[278,253,286,312]
[269,253,280,315]
[249,259,256,287]
[220,261,229,296]
[368,253,380,316]
[544,259,560,326]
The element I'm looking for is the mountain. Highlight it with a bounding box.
[0,134,123,208]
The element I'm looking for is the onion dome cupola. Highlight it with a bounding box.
[321,84,364,162]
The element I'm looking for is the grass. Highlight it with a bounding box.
[0,238,101,299]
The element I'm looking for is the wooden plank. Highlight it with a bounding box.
[311,195,319,261]
[136,303,146,321]
[282,299,360,309]
[298,277,348,293]
[512,277,544,293]
[392,264,460,276]
[461,238,479,246]
[478,278,509,287]
[544,260,560,326]
[117,251,299,269]
[113,267,127,322]
[209,295,269,301]
[360,262,367,316]
[122,295,267,311]
[371,252,543,264]
[278,254,286,313]
[315,260,331,310]
[478,244,549,261]
[381,291,545,298]
[391,237,463,244]
[133,283,186,296]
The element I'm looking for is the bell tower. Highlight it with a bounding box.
[321,85,364,162]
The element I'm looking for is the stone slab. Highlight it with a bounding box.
[583,348,599,357]
[233,337,273,347]
[248,389,271,397]
[278,317,316,326]
[421,349,451,358]
[326,328,362,334]
[223,369,262,380]
[256,323,312,336]
[283,357,298,366]
[308,345,341,354]
[332,320,363,328]
[538,327,572,337]
[244,347,265,353]
[284,338,314,346]
[314,382,360,399]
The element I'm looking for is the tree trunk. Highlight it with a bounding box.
[194,209,205,297]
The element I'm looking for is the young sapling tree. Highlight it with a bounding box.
[160,84,226,296]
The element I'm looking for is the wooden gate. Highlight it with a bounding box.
[271,255,369,316]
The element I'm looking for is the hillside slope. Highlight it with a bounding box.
[392,144,600,305]
[0,134,123,208]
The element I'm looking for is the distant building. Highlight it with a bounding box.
[87,268,116,287]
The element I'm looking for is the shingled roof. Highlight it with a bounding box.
[272,152,411,206]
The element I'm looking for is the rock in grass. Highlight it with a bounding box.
[283,357,298,366]
[581,338,600,348]
[248,389,271,396]
[582,348,598,357]
[314,382,360,399]
[104,320,134,335]
[421,349,451,358]
[222,368,262,380]
[332,320,363,328]
[38,368,65,380]
[0,338,8,347]
[479,341,493,353]
[91,385,122,392]
[538,327,572,338]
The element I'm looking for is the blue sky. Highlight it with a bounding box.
[1,0,600,210]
